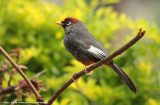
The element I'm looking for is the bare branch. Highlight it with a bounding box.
[0,59,8,102]
[31,70,46,80]
[0,60,8,72]
[0,70,45,95]
[47,29,145,105]
[0,46,44,103]
[11,47,21,63]
[0,85,17,95]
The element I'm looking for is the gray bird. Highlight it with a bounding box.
[56,17,136,93]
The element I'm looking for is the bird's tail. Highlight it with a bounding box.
[105,62,136,93]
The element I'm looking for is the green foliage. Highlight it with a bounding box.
[0,0,160,105]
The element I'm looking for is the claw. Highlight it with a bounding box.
[84,63,95,75]
[84,68,93,75]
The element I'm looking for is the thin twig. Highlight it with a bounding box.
[0,70,46,96]
[0,85,17,95]
[47,29,145,105]
[0,59,8,72]
[8,47,21,86]
[0,59,8,102]
[8,71,13,86]
[31,70,46,80]
[0,46,44,103]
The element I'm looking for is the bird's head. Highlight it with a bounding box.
[56,17,88,35]
[56,17,79,28]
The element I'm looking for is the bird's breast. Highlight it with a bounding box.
[64,36,77,53]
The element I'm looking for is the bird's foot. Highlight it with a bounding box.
[84,64,95,75]
[72,73,79,82]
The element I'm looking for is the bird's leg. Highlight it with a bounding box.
[72,63,95,82]
[84,63,95,75]
[72,73,79,82]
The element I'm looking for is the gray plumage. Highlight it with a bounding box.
[59,17,136,93]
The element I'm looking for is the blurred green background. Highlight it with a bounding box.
[0,0,160,105]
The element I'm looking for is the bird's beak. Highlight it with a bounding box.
[56,22,63,25]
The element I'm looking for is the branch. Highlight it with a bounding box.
[31,69,46,80]
[0,46,44,104]
[0,70,46,96]
[8,47,21,86]
[0,59,8,101]
[0,59,8,72]
[0,85,17,95]
[47,29,145,105]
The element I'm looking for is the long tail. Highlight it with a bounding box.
[105,62,136,93]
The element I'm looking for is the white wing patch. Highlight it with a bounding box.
[87,45,108,59]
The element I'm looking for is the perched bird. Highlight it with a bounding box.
[56,17,136,93]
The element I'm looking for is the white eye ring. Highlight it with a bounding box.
[66,21,71,25]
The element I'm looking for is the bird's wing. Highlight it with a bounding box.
[87,45,108,60]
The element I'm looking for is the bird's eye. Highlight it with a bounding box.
[66,21,71,25]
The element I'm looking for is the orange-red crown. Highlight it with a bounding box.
[63,17,79,23]
[56,17,79,25]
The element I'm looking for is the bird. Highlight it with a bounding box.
[56,17,136,93]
